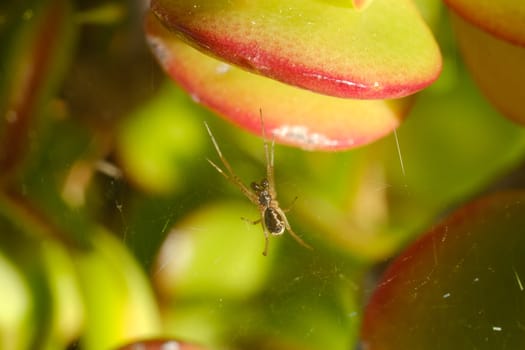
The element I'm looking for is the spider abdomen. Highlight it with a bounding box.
[264,207,285,235]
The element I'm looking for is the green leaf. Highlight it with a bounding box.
[151,0,441,99]
[444,0,525,45]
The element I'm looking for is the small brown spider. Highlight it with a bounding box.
[204,111,312,256]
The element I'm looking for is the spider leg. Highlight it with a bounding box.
[278,208,313,251]
[268,138,278,199]
[241,216,262,225]
[206,158,229,180]
[205,122,259,205]
[205,122,240,178]
[242,215,269,256]
[262,225,270,256]
[259,109,278,199]
[283,196,298,213]
[286,223,313,251]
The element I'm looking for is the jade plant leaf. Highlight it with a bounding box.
[0,251,32,350]
[361,191,525,349]
[77,229,161,350]
[116,83,207,194]
[150,0,441,99]
[145,14,413,151]
[115,339,209,350]
[0,0,75,177]
[444,0,525,45]
[444,2,525,124]
[153,201,271,300]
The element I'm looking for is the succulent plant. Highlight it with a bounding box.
[2,1,525,349]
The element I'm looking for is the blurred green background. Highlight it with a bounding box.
[1,1,525,349]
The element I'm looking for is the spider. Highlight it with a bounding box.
[204,111,312,256]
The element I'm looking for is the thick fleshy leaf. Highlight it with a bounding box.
[0,252,32,350]
[0,0,75,177]
[153,201,270,299]
[444,0,525,46]
[361,191,525,349]
[42,241,84,347]
[77,229,161,349]
[150,0,441,99]
[449,13,525,125]
[351,0,375,11]
[117,83,207,194]
[146,14,412,151]
[115,339,208,350]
